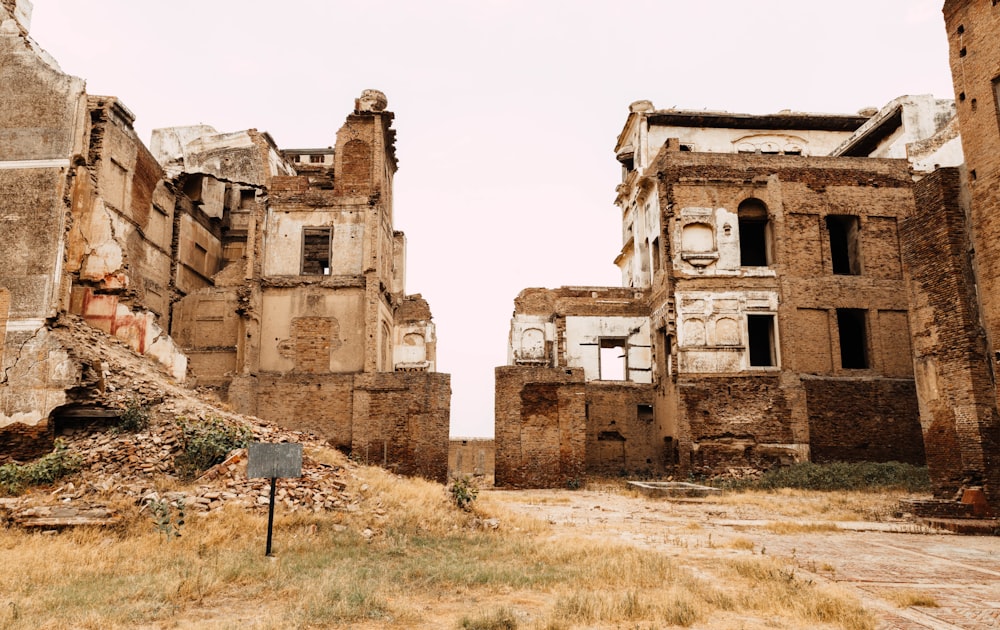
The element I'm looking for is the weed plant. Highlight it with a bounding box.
[113,399,150,433]
[173,415,251,479]
[0,440,82,495]
[716,461,930,492]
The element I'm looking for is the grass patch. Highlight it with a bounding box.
[716,461,930,493]
[876,588,940,608]
[0,462,879,629]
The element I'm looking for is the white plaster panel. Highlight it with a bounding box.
[263,210,364,276]
[565,315,649,381]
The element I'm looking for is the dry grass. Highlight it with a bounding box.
[713,487,917,521]
[875,588,941,608]
[0,464,879,629]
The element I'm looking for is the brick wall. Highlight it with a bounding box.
[0,422,53,463]
[585,382,659,475]
[804,378,924,464]
[942,0,1000,510]
[495,366,586,488]
[351,372,450,482]
[252,373,356,450]
[903,167,1000,498]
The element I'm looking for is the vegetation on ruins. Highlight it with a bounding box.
[713,461,931,493]
[112,398,151,433]
[173,415,252,479]
[0,440,82,495]
[0,451,886,630]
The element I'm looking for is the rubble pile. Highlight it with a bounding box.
[1,316,373,527]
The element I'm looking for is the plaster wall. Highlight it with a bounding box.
[259,288,365,373]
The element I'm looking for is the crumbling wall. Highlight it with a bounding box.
[585,382,659,475]
[903,167,1000,498]
[449,438,495,479]
[0,9,86,448]
[495,366,586,488]
[351,372,450,482]
[804,378,924,464]
[939,0,1000,510]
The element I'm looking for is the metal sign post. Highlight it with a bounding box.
[247,443,303,557]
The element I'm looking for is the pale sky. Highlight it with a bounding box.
[28,1,955,438]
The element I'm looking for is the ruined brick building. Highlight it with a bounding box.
[0,1,449,480]
[496,97,963,487]
[496,1,1000,508]
[898,0,1000,511]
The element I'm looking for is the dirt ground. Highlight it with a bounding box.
[490,488,1000,630]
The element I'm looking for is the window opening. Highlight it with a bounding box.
[302,227,332,275]
[738,198,771,266]
[826,215,861,275]
[309,154,325,164]
[599,338,627,381]
[637,404,654,422]
[747,314,776,367]
[664,332,673,376]
[837,309,869,369]
[238,189,255,209]
[651,237,660,273]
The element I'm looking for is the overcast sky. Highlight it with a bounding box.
[29,1,955,438]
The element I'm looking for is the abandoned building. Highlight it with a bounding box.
[495,95,970,488]
[496,0,999,506]
[0,0,449,481]
[899,0,1000,511]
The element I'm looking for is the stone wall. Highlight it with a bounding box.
[448,439,495,479]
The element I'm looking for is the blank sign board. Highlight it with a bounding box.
[248,443,303,479]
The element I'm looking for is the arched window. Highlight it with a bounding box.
[738,198,772,267]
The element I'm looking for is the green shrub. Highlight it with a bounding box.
[114,399,150,433]
[0,440,83,495]
[173,415,251,479]
[716,461,930,493]
[449,475,478,511]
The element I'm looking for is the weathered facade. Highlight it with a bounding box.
[0,2,449,481]
[496,99,960,486]
[898,0,1000,512]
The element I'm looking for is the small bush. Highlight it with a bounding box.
[716,461,930,493]
[449,476,478,511]
[0,440,83,495]
[114,399,150,433]
[173,415,251,479]
[460,607,518,630]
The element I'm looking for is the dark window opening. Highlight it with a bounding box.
[302,227,332,275]
[663,331,673,376]
[960,46,967,57]
[679,144,693,152]
[826,215,861,275]
[182,174,203,203]
[599,338,627,381]
[239,189,255,209]
[747,314,776,367]
[638,404,654,422]
[651,237,660,273]
[309,154,325,164]
[837,309,869,369]
[738,198,771,266]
